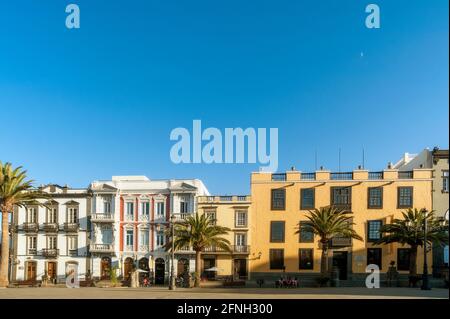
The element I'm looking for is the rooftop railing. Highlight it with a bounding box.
[330,172,354,180]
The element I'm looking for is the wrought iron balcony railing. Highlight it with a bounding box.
[22,223,39,232]
[330,172,354,180]
[42,223,59,232]
[63,222,79,232]
[41,248,59,258]
[398,171,414,179]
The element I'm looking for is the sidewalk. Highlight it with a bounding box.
[0,287,448,299]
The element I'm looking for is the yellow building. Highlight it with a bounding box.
[248,167,434,286]
[197,195,251,280]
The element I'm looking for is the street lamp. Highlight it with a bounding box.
[169,214,176,290]
[421,209,431,291]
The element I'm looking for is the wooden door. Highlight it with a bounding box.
[26,262,37,281]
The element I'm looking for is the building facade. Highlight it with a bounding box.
[89,176,209,284]
[394,147,449,276]
[11,185,90,283]
[248,167,434,286]
[197,195,251,281]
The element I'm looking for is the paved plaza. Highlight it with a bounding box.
[0,287,448,299]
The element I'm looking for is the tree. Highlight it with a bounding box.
[166,213,231,287]
[296,206,362,277]
[0,162,46,288]
[375,208,448,279]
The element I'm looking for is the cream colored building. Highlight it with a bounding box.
[197,195,251,280]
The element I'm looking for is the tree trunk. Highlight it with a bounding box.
[0,210,10,288]
[320,240,329,276]
[194,250,201,288]
[409,245,418,277]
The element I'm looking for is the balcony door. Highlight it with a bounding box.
[47,262,57,280]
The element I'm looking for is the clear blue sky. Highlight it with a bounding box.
[0,0,448,195]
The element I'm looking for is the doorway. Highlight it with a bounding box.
[101,256,111,280]
[138,257,149,283]
[124,257,134,280]
[155,258,165,285]
[203,258,216,280]
[26,261,37,281]
[47,261,57,282]
[234,259,247,280]
[332,251,348,280]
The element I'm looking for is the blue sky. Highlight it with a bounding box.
[0,0,448,195]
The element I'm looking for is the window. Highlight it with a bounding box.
[27,207,37,223]
[47,236,57,249]
[140,230,149,246]
[397,248,411,271]
[67,207,78,223]
[27,236,37,255]
[47,207,58,223]
[299,249,314,270]
[271,189,286,210]
[398,187,413,208]
[331,187,352,209]
[156,231,165,246]
[299,221,314,243]
[206,211,216,225]
[141,202,150,216]
[67,237,77,255]
[269,249,284,270]
[367,248,382,269]
[443,171,449,193]
[235,233,247,246]
[103,201,111,214]
[270,221,285,243]
[156,202,165,217]
[300,188,315,210]
[126,202,134,216]
[180,200,189,213]
[367,220,382,242]
[126,230,134,246]
[235,210,247,227]
[368,187,383,209]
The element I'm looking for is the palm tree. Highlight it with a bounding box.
[375,208,448,280]
[166,213,231,287]
[296,206,363,277]
[0,162,45,288]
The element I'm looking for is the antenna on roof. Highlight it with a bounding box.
[338,147,341,172]
[314,149,318,171]
[362,147,365,169]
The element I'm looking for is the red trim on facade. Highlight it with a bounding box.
[120,197,124,252]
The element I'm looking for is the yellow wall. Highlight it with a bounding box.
[249,169,434,276]
[198,196,251,277]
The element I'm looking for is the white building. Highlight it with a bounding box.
[89,176,210,284]
[11,185,89,283]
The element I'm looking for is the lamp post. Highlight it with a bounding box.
[421,209,431,291]
[169,214,176,290]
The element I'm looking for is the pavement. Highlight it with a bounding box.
[0,287,448,299]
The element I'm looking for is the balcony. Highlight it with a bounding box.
[41,248,59,258]
[138,245,149,252]
[27,248,37,256]
[138,215,150,222]
[89,244,115,253]
[300,173,316,180]
[173,213,191,221]
[398,171,414,179]
[203,246,228,253]
[63,222,79,232]
[198,195,251,203]
[368,171,384,180]
[271,173,287,181]
[233,245,250,254]
[22,223,38,233]
[330,237,352,247]
[42,223,59,232]
[68,249,78,257]
[124,245,134,252]
[91,214,114,223]
[330,172,353,180]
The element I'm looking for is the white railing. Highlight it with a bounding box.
[139,245,149,252]
[90,244,114,252]
[139,215,150,222]
[91,214,114,222]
